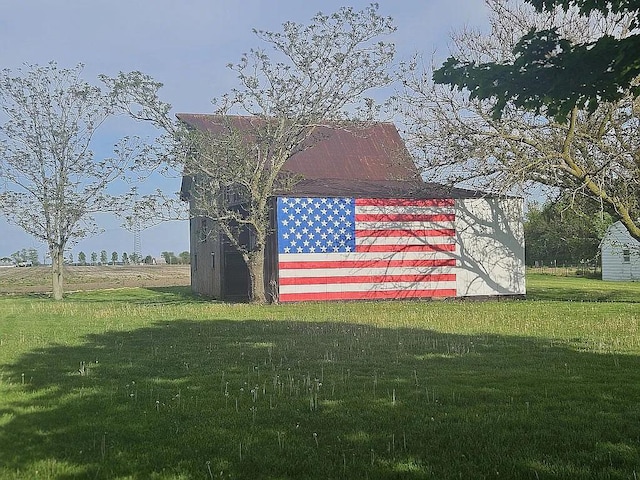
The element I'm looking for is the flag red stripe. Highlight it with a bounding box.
[355,198,455,207]
[355,213,455,222]
[356,243,456,253]
[278,258,457,269]
[279,288,458,302]
[355,228,455,238]
[279,273,456,286]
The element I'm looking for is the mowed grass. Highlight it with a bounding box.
[0,277,639,479]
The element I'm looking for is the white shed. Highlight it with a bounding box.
[601,221,640,282]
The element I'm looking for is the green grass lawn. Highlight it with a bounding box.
[0,277,639,479]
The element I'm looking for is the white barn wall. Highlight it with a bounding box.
[455,198,526,296]
[601,221,640,281]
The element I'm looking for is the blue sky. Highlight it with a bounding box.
[0,0,490,261]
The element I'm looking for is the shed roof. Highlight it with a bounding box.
[176,114,420,182]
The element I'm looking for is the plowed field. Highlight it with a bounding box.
[0,265,190,294]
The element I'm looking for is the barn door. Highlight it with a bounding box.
[223,252,249,299]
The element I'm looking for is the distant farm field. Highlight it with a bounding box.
[0,274,639,479]
[0,264,190,294]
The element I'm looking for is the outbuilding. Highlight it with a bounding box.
[601,221,640,282]
[180,114,526,301]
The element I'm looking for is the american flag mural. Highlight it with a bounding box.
[276,197,458,302]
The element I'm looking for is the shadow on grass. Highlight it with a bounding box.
[1,318,639,479]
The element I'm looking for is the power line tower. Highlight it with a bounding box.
[126,190,143,263]
[133,222,142,262]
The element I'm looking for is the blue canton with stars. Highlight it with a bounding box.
[277,197,356,254]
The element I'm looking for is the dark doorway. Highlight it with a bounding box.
[224,252,249,299]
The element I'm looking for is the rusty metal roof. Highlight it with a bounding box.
[176,114,420,182]
[281,178,487,199]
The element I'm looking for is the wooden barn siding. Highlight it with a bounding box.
[189,216,224,297]
[601,222,640,282]
[454,197,526,296]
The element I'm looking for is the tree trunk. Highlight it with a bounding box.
[51,248,64,301]
[245,247,267,304]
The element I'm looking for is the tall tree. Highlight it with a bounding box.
[0,62,160,299]
[397,0,640,242]
[179,4,396,303]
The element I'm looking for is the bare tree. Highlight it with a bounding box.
[0,62,161,299]
[178,4,397,303]
[396,0,640,240]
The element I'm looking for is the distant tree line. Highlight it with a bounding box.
[71,250,190,265]
[3,249,190,266]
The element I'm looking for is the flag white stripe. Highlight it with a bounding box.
[355,237,456,246]
[279,251,456,262]
[356,221,455,230]
[355,205,456,215]
[279,266,457,278]
[280,281,457,294]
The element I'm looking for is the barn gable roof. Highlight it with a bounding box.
[176,114,420,183]
[282,178,486,199]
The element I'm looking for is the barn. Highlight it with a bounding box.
[601,221,640,282]
[179,114,526,301]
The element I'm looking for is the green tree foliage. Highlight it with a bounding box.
[91,252,98,265]
[122,252,129,264]
[111,251,119,265]
[525,195,613,265]
[78,251,87,265]
[100,250,108,265]
[433,0,640,121]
